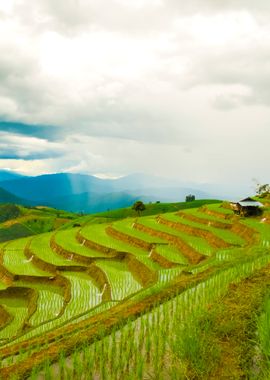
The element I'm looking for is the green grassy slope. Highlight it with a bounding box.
[0,199,269,379]
[0,204,78,243]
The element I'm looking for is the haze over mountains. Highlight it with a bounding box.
[0,170,216,213]
[0,170,249,213]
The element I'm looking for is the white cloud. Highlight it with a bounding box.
[0,0,269,187]
[0,132,64,158]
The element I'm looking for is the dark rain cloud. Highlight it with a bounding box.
[0,121,63,141]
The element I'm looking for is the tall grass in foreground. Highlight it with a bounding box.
[257,294,270,378]
[32,252,270,379]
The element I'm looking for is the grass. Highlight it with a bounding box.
[0,204,78,243]
[257,294,270,377]
[96,199,221,218]
[0,224,34,243]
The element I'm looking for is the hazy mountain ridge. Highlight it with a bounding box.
[0,171,219,213]
[41,191,143,213]
[0,170,24,182]
[0,186,29,205]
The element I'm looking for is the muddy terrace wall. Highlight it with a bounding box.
[133,222,205,265]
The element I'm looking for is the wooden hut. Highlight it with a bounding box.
[230,197,264,217]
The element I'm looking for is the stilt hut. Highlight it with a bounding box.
[230,197,264,217]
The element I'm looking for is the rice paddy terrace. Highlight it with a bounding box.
[0,201,269,379]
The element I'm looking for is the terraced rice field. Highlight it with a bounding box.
[54,229,105,258]
[1,238,50,276]
[0,202,269,379]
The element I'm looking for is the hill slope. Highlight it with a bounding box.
[0,170,24,182]
[0,173,110,201]
[0,204,77,242]
[0,187,28,205]
[0,200,269,379]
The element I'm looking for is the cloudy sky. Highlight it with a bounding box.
[0,0,269,189]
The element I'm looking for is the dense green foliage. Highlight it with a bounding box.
[0,204,78,243]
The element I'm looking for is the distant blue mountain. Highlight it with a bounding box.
[0,173,107,201]
[0,172,215,213]
[0,170,25,182]
[42,191,142,213]
[0,186,29,205]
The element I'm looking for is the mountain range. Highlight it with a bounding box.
[0,170,249,213]
[0,170,225,213]
[0,186,27,205]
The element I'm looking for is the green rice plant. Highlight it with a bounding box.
[158,267,183,283]
[183,207,232,224]
[29,289,64,326]
[81,223,147,256]
[139,215,214,255]
[155,244,188,264]
[6,271,101,345]
[165,212,245,246]
[130,254,161,271]
[0,306,28,340]
[96,260,141,300]
[243,219,270,248]
[52,252,270,380]
[29,365,40,380]
[1,208,269,375]
[205,203,234,215]
[81,222,162,270]
[30,233,76,266]
[172,310,220,378]
[55,271,101,320]
[6,301,116,350]
[54,228,105,258]
[113,218,165,244]
[3,238,49,276]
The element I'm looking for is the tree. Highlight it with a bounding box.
[185,194,195,202]
[132,201,146,216]
[256,184,270,197]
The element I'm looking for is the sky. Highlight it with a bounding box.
[0,0,269,190]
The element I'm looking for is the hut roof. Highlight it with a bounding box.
[240,197,256,202]
[238,199,264,207]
